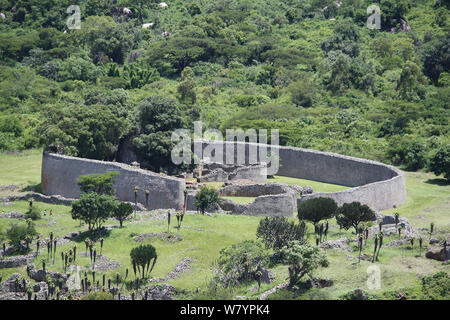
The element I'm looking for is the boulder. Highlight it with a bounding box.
[146,284,176,300]
[0,273,28,293]
[320,238,351,252]
[0,292,25,300]
[425,246,449,262]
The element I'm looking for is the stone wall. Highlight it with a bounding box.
[196,140,406,211]
[41,152,185,210]
[187,183,298,217]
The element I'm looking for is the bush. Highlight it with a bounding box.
[428,144,450,181]
[215,240,269,288]
[194,186,220,214]
[421,271,450,300]
[24,206,41,220]
[280,241,329,289]
[81,291,114,300]
[257,217,306,249]
[297,197,337,225]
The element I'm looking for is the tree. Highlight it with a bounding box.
[71,193,117,230]
[287,77,317,108]
[130,244,157,279]
[280,241,329,289]
[428,144,450,181]
[113,202,133,227]
[39,104,128,161]
[257,217,306,249]
[420,34,450,85]
[321,21,360,58]
[77,171,119,195]
[336,202,377,234]
[177,67,196,104]
[194,186,220,215]
[397,61,426,101]
[327,53,351,94]
[298,197,337,226]
[215,240,269,287]
[133,96,185,172]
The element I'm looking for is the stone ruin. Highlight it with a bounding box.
[195,161,267,183]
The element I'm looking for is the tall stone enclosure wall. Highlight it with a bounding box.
[41,152,185,210]
[196,141,407,211]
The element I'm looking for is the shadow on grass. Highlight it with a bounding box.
[73,228,112,243]
[424,178,449,186]
[20,182,42,193]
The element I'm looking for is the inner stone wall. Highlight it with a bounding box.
[41,152,185,210]
[196,140,406,211]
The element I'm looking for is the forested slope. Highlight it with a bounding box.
[0,0,448,177]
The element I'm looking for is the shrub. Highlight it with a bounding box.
[428,144,450,181]
[257,217,306,249]
[421,271,450,300]
[194,186,220,214]
[25,206,41,220]
[215,240,269,288]
[280,241,329,289]
[297,197,337,225]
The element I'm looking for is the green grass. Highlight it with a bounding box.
[222,196,257,204]
[0,149,42,196]
[268,176,349,193]
[0,150,448,300]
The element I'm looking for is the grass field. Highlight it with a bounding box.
[0,150,448,300]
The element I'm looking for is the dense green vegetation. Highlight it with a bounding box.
[0,0,448,179]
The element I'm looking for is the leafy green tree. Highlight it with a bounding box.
[321,21,360,58]
[257,217,306,249]
[130,244,158,279]
[113,202,133,227]
[336,202,377,234]
[215,240,269,287]
[71,193,117,230]
[39,104,128,161]
[280,241,329,288]
[177,67,197,104]
[298,197,338,226]
[397,61,426,101]
[132,96,185,172]
[428,144,450,181]
[327,54,351,94]
[194,186,220,215]
[287,77,317,107]
[77,171,119,195]
[420,34,450,85]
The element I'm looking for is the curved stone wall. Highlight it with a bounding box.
[196,140,406,211]
[41,152,185,210]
